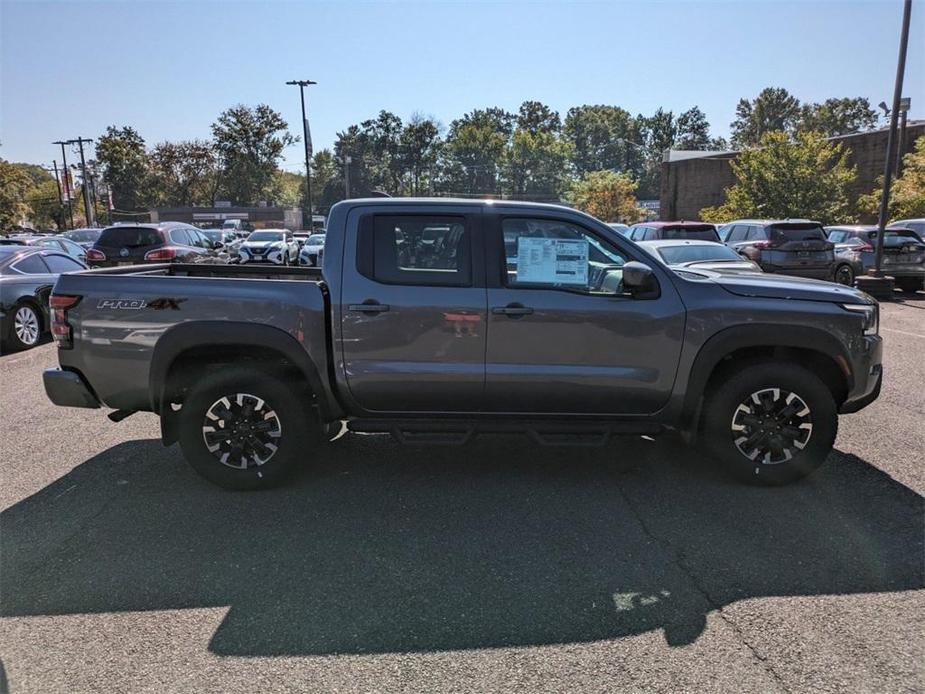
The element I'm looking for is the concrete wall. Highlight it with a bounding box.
[659,122,925,222]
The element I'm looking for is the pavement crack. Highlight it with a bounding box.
[615,478,791,693]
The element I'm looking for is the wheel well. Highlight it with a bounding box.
[162,344,311,407]
[703,346,849,409]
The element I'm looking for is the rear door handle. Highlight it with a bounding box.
[492,304,534,317]
[348,301,390,314]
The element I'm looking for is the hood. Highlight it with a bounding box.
[241,241,280,249]
[679,260,761,273]
[708,271,874,304]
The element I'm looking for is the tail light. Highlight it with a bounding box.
[857,243,874,252]
[86,248,106,262]
[144,247,178,261]
[50,294,81,349]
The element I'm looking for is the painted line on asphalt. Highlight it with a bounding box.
[882,327,925,339]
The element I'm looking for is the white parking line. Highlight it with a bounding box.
[882,327,925,339]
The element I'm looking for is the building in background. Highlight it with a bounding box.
[149,206,304,230]
[660,121,925,221]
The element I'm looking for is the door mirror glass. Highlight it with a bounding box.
[622,261,660,298]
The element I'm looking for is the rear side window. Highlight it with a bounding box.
[12,254,50,274]
[827,231,847,243]
[170,228,192,246]
[746,226,766,241]
[770,224,826,242]
[358,215,471,286]
[42,254,85,273]
[98,227,162,247]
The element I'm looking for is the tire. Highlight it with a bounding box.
[896,277,923,293]
[4,302,43,351]
[703,362,838,485]
[177,367,316,490]
[833,263,855,286]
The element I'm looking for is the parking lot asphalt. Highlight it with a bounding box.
[1,295,923,694]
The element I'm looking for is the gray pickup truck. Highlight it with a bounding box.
[43,199,883,489]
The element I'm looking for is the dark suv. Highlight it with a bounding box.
[826,225,925,292]
[628,221,720,242]
[86,222,225,267]
[723,220,835,280]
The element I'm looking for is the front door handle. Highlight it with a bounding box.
[492,303,534,317]
[348,301,390,314]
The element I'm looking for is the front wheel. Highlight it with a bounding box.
[703,362,838,485]
[177,367,316,490]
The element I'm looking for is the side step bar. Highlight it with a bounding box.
[347,418,664,447]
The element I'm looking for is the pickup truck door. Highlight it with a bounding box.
[484,214,686,415]
[338,208,487,413]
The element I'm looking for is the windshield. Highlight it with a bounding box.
[661,226,720,241]
[246,231,283,242]
[657,244,743,265]
[770,223,827,241]
[305,234,326,246]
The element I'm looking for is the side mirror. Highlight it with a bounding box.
[622,261,660,298]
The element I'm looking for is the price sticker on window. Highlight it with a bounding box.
[516,237,589,286]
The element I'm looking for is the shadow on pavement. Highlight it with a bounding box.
[2,434,922,656]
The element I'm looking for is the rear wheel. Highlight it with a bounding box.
[703,362,838,485]
[834,263,855,286]
[178,367,316,490]
[4,302,42,351]
[896,277,923,293]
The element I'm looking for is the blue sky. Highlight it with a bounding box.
[2,0,923,171]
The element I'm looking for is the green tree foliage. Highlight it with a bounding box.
[562,105,640,176]
[0,159,36,229]
[730,87,802,148]
[26,179,69,229]
[311,149,343,211]
[440,108,514,195]
[211,104,295,205]
[796,97,878,137]
[858,135,925,220]
[96,126,149,211]
[566,170,641,223]
[147,140,218,207]
[399,114,442,195]
[516,101,561,135]
[503,129,573,199]
[701,131,857,224]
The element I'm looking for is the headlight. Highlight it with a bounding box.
[842,303,879,336]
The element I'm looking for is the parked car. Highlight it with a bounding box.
[638,239,762,273]
[0,235,87,263]
[298,233,326,266]
[826,225,925,291]
[628,222,721,242]
[607,223,630,237]
[62,228,102,249]
[723,220,835,280]
[221,219,255,235]
[203,229,243,258]
[85,222,226,267]
[238,229,299,265]
[889,218,925,238]
[0,247,87,351]
[44,198,881,491]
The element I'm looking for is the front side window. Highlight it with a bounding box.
[502,218,627,295]
[361,215,470,286]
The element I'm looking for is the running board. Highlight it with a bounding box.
[347,419,664,447]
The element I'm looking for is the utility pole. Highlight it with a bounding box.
[897,97,911,176]
[53,140,75,229]
[285,79,316,229]
[51,161,64,232]
[68,137,94,227]
[859,0,912,300]
[344,155,352,199]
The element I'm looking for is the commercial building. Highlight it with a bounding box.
[149,206,304,230]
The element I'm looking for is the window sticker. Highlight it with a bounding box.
[516,237,589,286]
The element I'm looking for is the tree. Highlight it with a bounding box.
[796,97,877,137]
[311,149,342,211]
[858,135,925,220]
[211,104,295,205]
[566,170,641,223]
[503,129,573,199]
[562,105,640,176]
[26,179,69,229]
[730,87,801,148]
[0,159,36,228]
[148,140,217,207]
[267,170,305,207]
[399,114,442,195]
[701,131,857,224]
[440,108,514,195]
[95,126,149,211]
[359,110,405,193]
[516,100,561,135]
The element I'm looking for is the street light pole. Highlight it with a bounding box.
[53,140,75,229]
[344,155,352,199]
[286,79,317,229]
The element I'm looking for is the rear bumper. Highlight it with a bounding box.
[43,368,101,409]
[759,264,833,280]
